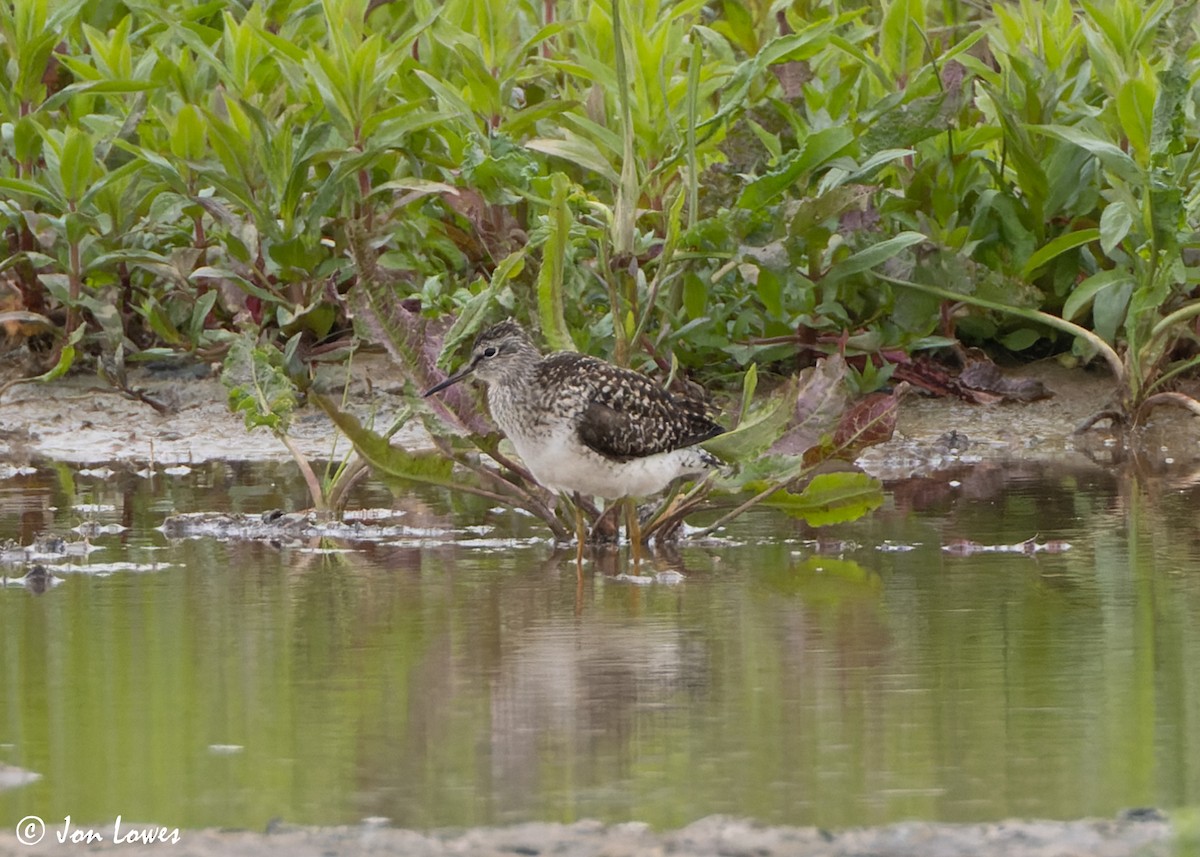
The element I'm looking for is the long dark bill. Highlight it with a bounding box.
[422,365,474,397]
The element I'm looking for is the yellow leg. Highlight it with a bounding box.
[573,492,586,576]
[625,498,643,571]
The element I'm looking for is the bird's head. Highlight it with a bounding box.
[422,320,540,396]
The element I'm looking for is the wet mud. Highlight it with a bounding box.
[0,811,1180,857]
[3,357,1198,856]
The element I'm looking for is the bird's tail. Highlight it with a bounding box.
[678,447,723,479]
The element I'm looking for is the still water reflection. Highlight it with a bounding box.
[1,460,1198,831]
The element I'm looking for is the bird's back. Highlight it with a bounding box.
[534,353,722,461]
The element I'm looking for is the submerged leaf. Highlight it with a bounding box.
[763,472,884,526]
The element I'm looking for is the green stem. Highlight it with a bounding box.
[326,458,369,514]
[436,438,570,539]
[280,433,328,513]
[611,0,637,259]
[876,272,1126,383]
[1148,299,1200,345]
[692,464,809,540]
[629,212,679,351]
[685,36,701,232]
[1146,352,1200,395]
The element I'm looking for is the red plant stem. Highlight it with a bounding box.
[66,203,81,338]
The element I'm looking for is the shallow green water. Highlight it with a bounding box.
[1,460,1199,831]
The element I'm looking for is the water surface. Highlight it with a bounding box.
[1,460,1198,831]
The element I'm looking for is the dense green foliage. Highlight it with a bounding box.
[1,0,1196,384]
[3,0,1200,531]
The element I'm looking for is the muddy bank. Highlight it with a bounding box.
[0,812,1179,857]
[0,354,424,466]
[0,355,1155,474]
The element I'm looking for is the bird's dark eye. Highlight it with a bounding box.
[482,346,499,358]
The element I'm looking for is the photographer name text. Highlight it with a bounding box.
[15,815,180,846]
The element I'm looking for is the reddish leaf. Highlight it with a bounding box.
[803,382,907,465]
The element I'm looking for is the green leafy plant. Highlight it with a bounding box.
[880,0,1200,430]
[222,331,376,515]
[326,228,894,544]
[6,0,1200,527]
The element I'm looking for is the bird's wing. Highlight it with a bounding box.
[538,354,721,460]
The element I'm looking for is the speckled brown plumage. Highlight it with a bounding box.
[537,352,722,460]
[423,320,724,500]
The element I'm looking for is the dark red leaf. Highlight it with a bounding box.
[803,382,906,465]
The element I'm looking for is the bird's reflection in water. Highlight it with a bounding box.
[486,566,710,815]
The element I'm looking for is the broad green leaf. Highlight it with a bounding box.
[13,116,42,165]
[170,104,207,161]
[999,327,1041,351]
[762,471,884,526]
[222,335,299,433]
[414,69,474,121]
[1092,276,1132,343]
[737,363,758,424]
[1062,269,1130,322]
[558,114,623,163]
[823,231,926,285]
[33,325,84,383]
[1099,202,1133,256]
[1116,76,1155,164]
[314,394,457,491]
[39,79,159,112]
[789,185,874,240]
[848,148,914,180]
[682,272,707,320]
[277,301,336,340]
[526,137,620,185]
[1021,228,1100,279]
[736,126,855,209]
[536,173,574,352]
[440,250,526,365]
[702,18,844,131]
[0,177,59,205]
[1027,124,1141,184]
[746,118,781,161]
[757,267,783,317]
[59,129,95,204]
[703,375,799,462]
[880,0,926,77]
[987,94,1049,219]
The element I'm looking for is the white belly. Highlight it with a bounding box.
[508,430,705,499]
